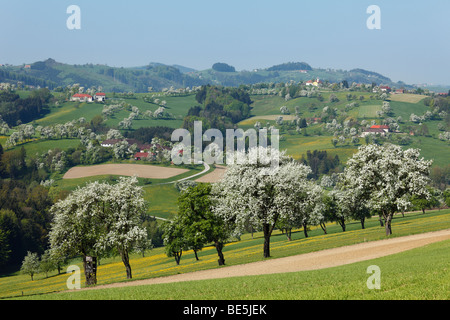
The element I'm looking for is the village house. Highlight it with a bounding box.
[71,93,93,103]
[370,125,390,133]
[361,125,390,138]
[134,152,149,160]
[305,78,322,87]
[94,92,106,102]
[361,128,387,137]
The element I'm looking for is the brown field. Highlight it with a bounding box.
[195,165,227,183]
[63,164,189,179]
[389,93,427,103]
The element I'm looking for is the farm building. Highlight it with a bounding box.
[94,92,106,102]
[134,152,150,160]
[305,79,322,87]
[361,128,387,137]
[71,93,93,103]
[370,125,390,133]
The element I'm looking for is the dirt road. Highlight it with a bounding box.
[85,229,450,291]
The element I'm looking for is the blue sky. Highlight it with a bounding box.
[1,0,449,85]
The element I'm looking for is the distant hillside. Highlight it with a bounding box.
[0,58,409,92]
[267,62,312,71]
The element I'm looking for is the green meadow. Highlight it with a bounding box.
[35,239,450,300]
[1,88,448,301]
[2,209,449,300]
[36,101,104,126]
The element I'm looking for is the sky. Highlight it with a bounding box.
[1,0,450,85]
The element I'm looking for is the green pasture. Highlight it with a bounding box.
[389,100,428,120]
[279,134,358,163]
[38,239,450,300]
[357,104,382,119]
[36,102,104,126]
[2,209,449,299]
[249,92,377,119]
[11,138,81,155]
[103,93,196,130]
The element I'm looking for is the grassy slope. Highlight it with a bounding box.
[37,239,450,300]
[104,94,196,130]
[2,209,449,299]
[247,93,449,166]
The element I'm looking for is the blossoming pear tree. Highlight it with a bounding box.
[49,177,147,285]
[212,146,320,258]
[340,144,432,236]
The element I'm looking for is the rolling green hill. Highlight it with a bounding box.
[1,59,411,92]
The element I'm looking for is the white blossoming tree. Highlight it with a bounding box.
[49,177,147,285]
[340,144,432,236]
[97,177,147,279]
[212,147,316,258]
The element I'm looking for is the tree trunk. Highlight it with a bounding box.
[303,221,308,238]
[320,222,327,234]
[286,228,292,241]
[263,223,271,258]
[379,216,384,227]
[215,241,225,266]
[118,247,132,279]
[360,217,365,229]
[174,251,182,265]
[384,212,393,236]
[194,249,199,261]
[83,255,97,286]
[339,217,346,232]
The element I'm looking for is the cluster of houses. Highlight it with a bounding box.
[71,92,106,103]
[305,78,323,87]
[100,138,171,160]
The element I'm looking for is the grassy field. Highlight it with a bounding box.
[1,209,449,299]
[11,138,81,155]
[36,102,104,126]
[357,104,382,118]
[104,93,195,130]
[31,239,450,300]
[389,93,427,103]
[279,133,358,162]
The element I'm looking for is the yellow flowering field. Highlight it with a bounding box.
[1,209,449,299]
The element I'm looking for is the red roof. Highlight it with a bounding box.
[73,94,92,98]
[364,128,386,133]
[95,93,106,96]
[371,125,389,129]
[134,152,149,158]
